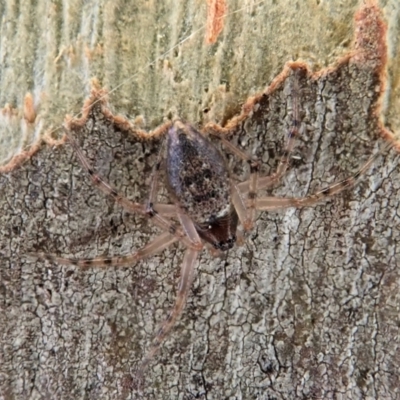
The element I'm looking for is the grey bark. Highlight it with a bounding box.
[0,1,399,399]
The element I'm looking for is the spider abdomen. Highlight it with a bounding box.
[166,121,237,250]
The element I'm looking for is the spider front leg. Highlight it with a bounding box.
[251,141,394,211]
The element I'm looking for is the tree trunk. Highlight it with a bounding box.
[0,1,399,399]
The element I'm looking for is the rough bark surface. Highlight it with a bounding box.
[0,1,399,400]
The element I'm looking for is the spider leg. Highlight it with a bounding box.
[65,130,200,249]
[253,141,394,211]
[146,134,203,250]
[209,130,259,230]
[136,247,199,384]
[146,137,203,248]
[29,231,177,268]
[152,203,177,217]
[178,212,203,247]
[238,68,301,195]
[146,137,166,214]
[226,68,301,229]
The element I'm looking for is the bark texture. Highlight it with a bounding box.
[0,1,399,399]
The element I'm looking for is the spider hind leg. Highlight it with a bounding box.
[253,141,394,211]
[29,231,177,268]
[135,248,199,385]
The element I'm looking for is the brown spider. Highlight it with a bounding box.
[31,62,393,387]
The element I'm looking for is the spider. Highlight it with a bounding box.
[31,63,393,388]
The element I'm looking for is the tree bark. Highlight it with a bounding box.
[0,1,399,399]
